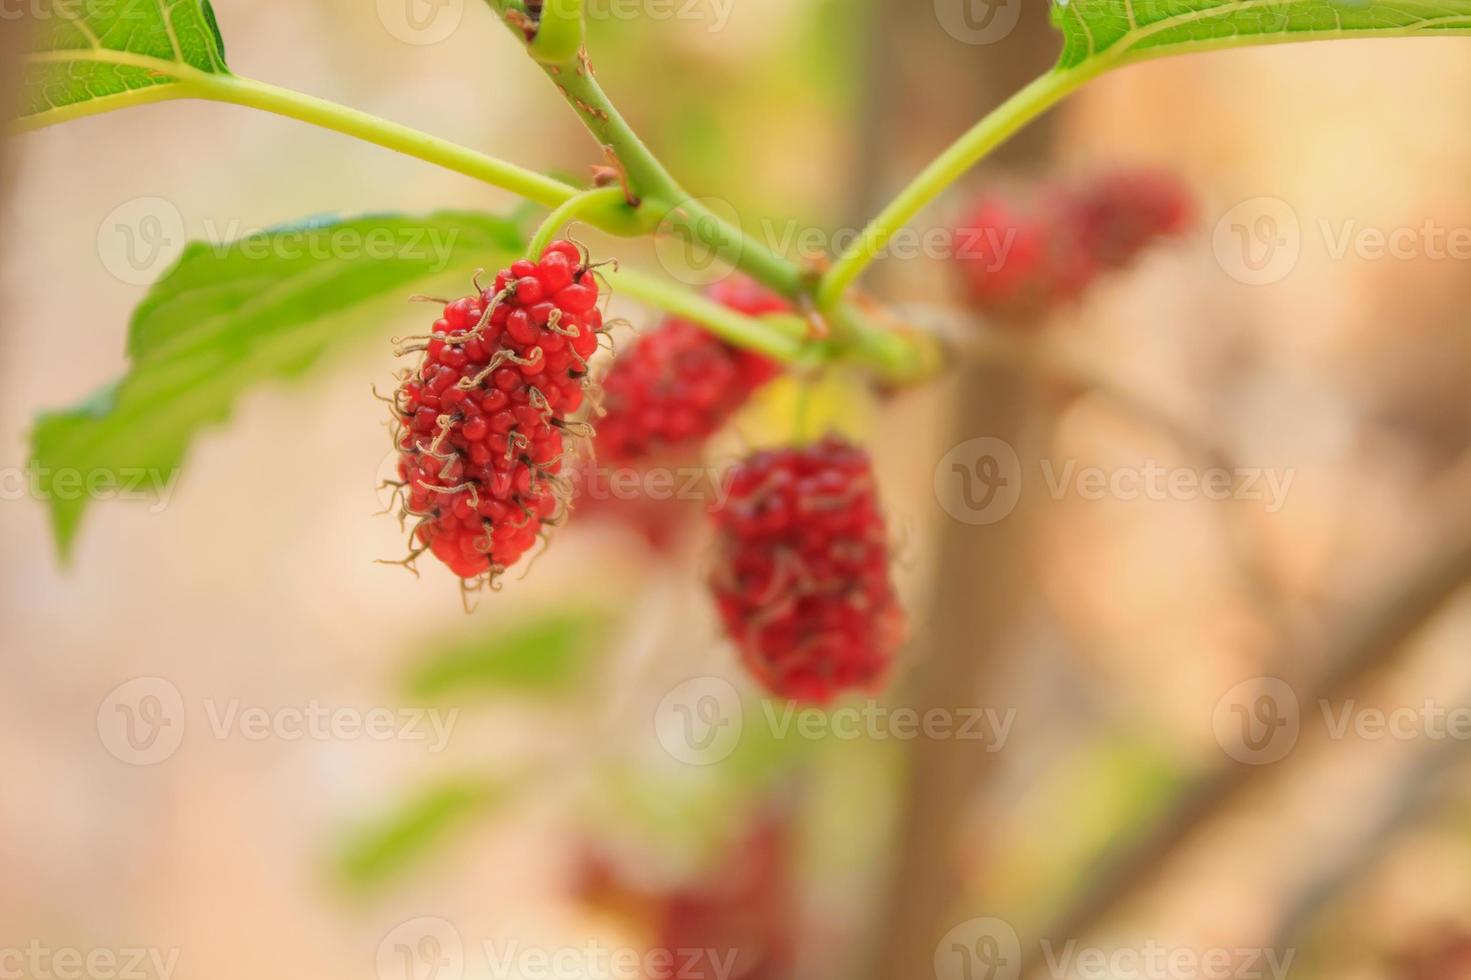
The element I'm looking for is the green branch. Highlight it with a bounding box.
[606,267,810,363]
[482,0,803,298]
[526,186,637,258]
[816,67,1093,309]
[16,24,939,384]
[191,74,578,209]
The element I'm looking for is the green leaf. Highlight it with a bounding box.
[1051,0,1471,72]
[404,608,609,700]
[18,0,231,128]
[335,777,504,890]
[31,210,523,561]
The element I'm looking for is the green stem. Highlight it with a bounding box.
[484,0,803,298]
[190,73,579,210]
[529,0,585,63]
[526,186,631,257]
[605,267,809,364]
[17,43,936,382]
[816,66,1093,309]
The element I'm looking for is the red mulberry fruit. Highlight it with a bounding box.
[952,196,1093,322]
[952,169,1193,322]
[386,240,603,585]
[708,436,905,703]
[1062,168,1194,270]
[595,275,787,463]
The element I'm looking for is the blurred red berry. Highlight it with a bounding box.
[1063,168,1194,270]
[951,196,1061,321]
[596,275,787,463]
[708,436,905,703]
[952,168,1194,323]
[578,808,797,980]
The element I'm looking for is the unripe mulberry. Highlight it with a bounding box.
[385,240,603,586]
[708,436,905,703]
[595,275,787,462]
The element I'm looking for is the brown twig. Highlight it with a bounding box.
[1018,512,1471,980]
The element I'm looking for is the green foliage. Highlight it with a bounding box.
[335,777,503,890]
[18,0,230,127]
[403,608,610,700]
[32,211,522,561]
[1052,0,1471,71]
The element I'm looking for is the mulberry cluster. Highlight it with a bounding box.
[595,275,787,463]
[386,240,603,584]
[708,436,905,703]
[953,168,1193,322]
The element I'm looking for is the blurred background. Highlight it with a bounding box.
[4,2,1471,980]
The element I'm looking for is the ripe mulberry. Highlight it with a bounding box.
[952,169,1193,322]
[1063,168,1194,270]
[951,196,1093,322]
[385,240,603,586]
[708,436,905,703]
[595,275,787,463]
